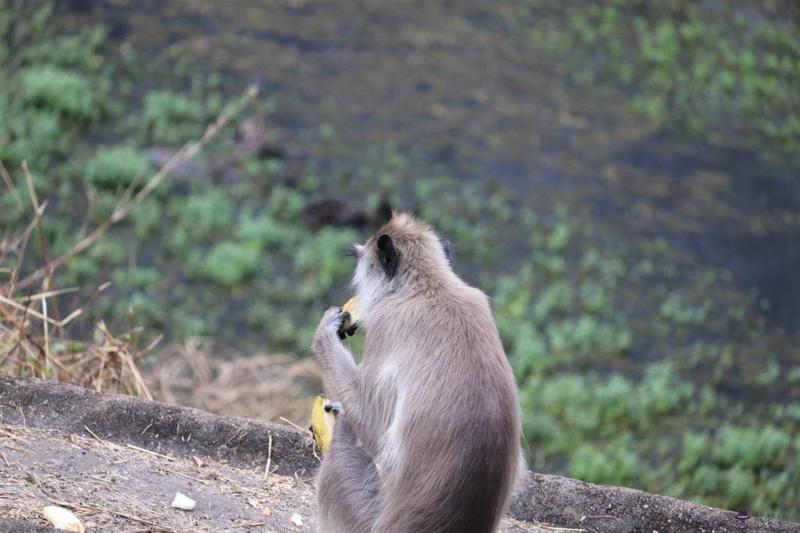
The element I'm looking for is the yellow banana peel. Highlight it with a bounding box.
[343,296,360,326]
[309,394,338,456]
[338,297,361,338]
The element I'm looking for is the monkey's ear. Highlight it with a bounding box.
[377,234,399,278]
[442,239,455,265]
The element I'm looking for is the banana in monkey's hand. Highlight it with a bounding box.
[337,297,361,339]
[309,394,340,456]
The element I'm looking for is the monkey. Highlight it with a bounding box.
[312,212,522,533]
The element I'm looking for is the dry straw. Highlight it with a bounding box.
[0,85,260,398]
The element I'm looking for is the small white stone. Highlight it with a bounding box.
[290,513,303,526]
[171,492,196,511]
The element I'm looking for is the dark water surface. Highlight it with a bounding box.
[61,0,800,368]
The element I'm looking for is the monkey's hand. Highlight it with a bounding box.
[313,308,360,411]
[312,308,367,450]
[313,307,350,356]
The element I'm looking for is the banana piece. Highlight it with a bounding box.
[309,394,339,456]
[338,297,361,338]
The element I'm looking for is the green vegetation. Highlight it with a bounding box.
[86,146,151,191]
[493,214,800,518]
[525,0,800,157]
[141,90,217,145]
[1,2,798,521]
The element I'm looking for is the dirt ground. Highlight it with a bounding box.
[1,377,797,533]
[0,425,546,533]
[0,424,316,532]
[0,425,544,532]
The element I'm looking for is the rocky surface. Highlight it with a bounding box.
[1,376,797,532]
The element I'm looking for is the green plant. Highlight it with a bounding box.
[141,90,209,145]
[86,146,151,191]
[195,241,263,288]
[21,66,95,120]
[527,1,800,157]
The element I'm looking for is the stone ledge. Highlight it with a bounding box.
[1,376,796,532]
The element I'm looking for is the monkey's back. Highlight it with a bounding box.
[370,287,522,533]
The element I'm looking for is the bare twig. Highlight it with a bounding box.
[6,85,259,294]
[59,308,83,327]
[15,287,79,302]
[0,159,22,208]
[0,294,62,327]
[278,417,307,433]
[41,293,51,376]
[2,201,46,295]
[535,524,586,532]
[125,444,173,461]
[263,433,273,479]
[22,162,53,293]
[83,425,110,448]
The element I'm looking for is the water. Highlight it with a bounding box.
[60,0,800,373]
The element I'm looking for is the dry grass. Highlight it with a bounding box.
[149,340,322,424]
[0,86,259,401]
[0,306,156,399]
[0,204,156,398]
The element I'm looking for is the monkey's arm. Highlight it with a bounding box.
[312,308,367,431]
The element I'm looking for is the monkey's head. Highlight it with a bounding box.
[350,212,454,319]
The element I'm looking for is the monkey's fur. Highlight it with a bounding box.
[312,213,521,533]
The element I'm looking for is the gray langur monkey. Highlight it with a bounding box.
[312,212,521,533]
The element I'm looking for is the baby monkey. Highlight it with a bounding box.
[313,212,521,533]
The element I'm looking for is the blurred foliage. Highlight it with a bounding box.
[0,1,798,521]
[141,90,218,145]
[525,0,800,158]
[494,214,799,517]
[86,146,151,191]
